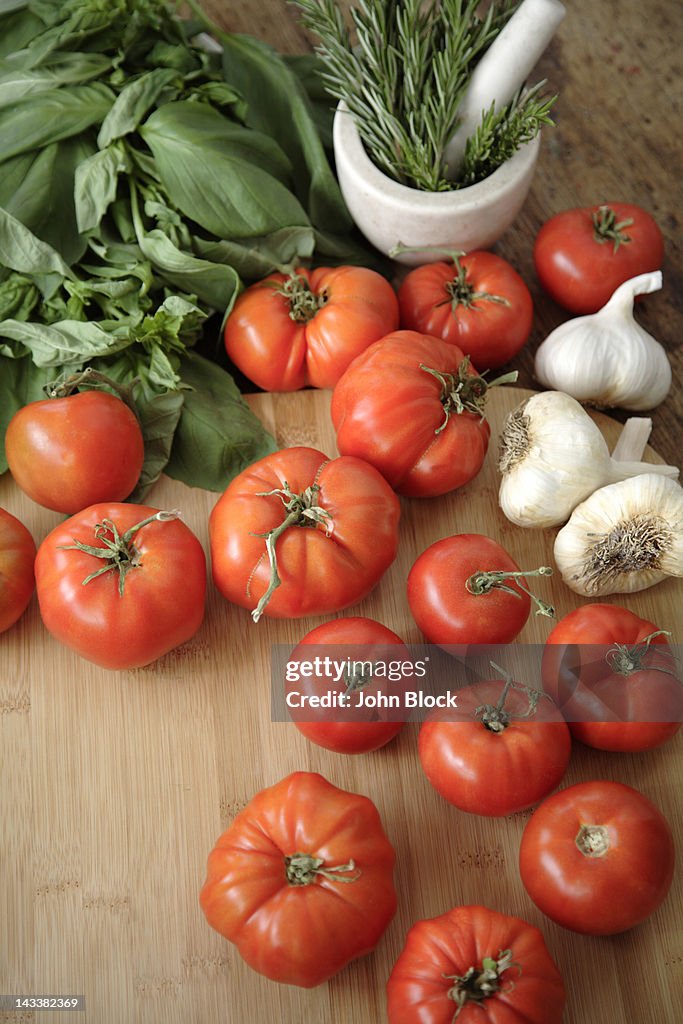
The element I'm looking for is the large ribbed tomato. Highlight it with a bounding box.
[397,251,533,370]
[200,771,397,987]
[224,265,399,390]
[331,330,502,497]
[386,904,566,1023]
[209,446,400,621]
[34,503,206,669]
[542,603,682,751]
[0,507,36,634]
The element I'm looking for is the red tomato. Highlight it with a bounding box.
[34,503,206,669]
[397,251,533,370]
[209,446,400,621]
[331,330,497,497]
[534,202,664,314]
[519,780,675,935]
[542,603,682,752]
[6,389,144,514]
[386,904,566,1023]
[407,534,553,647]
[224,265,399,391]
[199,771,397,987]
[418,673,571,816]
[0,507,36,634]
[286,616,410,754]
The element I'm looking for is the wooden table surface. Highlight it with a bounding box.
[201,0,683,465]
[3,3,683,1024]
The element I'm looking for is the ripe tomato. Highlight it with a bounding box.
[199,771,397,987]
[209,446,400,621]
[286,616,410,754]
[331,330,503,498]
[534,202,664,314]
[0,507,36,634]
[407,534,553,647]
[6,387,144,514]
[397,251,533,370]
[418,672,571,816]
[519,780,675,935]
[224,265,399,391]
[542,603,682,752]
[34,503,206,669]
[386,904,566,1023]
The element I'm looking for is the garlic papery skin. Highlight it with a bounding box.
[498,391,679,528]
[553,474,683,596]
[534,271,672,411]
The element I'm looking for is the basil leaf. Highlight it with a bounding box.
[0,272,40,320]
[0,82,114,161]
[0,317,131,366]
[219,32,352,233]
[193,227,315,280]
[0,7,43,59]
[140,102,309,239]
[0,207,74,282]
[74,142,131,233]
[135,226,241,313]
[0,53,112,107]
[165,350,276,492]
[0,352,53,473]
[97,68,179,149]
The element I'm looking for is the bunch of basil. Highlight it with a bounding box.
[0,0,374,495]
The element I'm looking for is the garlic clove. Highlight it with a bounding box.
[534,271,672,411]
[497,390,678,529]
[553,473,683,596]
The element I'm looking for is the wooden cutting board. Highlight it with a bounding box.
[1,386,681,1024]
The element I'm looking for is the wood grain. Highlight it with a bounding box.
[1,386,682,1024]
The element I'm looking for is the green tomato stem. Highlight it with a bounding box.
[445,947,520,1020]
[465,565,555,618]
[420,360,518,433]
[284,852,361,886]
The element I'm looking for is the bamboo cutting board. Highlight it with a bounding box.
[1,386,682,1024]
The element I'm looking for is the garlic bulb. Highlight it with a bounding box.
[554,474,683,596]
[534,271,672,411]
[498,391,679,528]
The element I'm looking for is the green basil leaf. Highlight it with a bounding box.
[135,226,241,312]
[74,142,131,233]
[193,227,315,280]
[0,81,114,160]
[129,387,186,500]
[140,102,309,239]
[0,316,131,366]
[0,7,43,59]
[0,207,74,283]
[219,32,352,234]
[166,349,276,492]
[0,272,40,320]
[97,68,179,149]
[0,52,112,107]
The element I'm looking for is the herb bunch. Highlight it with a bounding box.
[294,0,556,191]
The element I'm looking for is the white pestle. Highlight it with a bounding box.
[442,0,566,179]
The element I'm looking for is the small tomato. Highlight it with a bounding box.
[0,507,36,634]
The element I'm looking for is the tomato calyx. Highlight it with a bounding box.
[592,205,634,253]
[274,273,329,323]
[465,565,555,618]
[284,852,361,886]
[441,253,510,313]
[420,360,518,433]
[575,823,610,858]
[475,662,548,733]
[45,366,140,419]
[58,510,181,597]
[342,662,375,697]
[605,629,675,677]
[444,947,520,1020]
[251,481,332,622]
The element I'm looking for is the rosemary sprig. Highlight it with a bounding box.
[293,0,555,191]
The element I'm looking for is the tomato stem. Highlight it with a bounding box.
[444,947,520,1020]
[250,481,332,622]
[475,662,548,732]
[57,510,181,597]
[284,852,361,886]
[273,272,328,323]
[420,360,518,433]
[605,629,676,677]
[44,367,141,420]
[575,824,610,858]
[592,205,634,253]
[465,566,555,618]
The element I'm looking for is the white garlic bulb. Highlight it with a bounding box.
[554,474,683,596]
[498,391,679,528]
[534,271,672,411]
